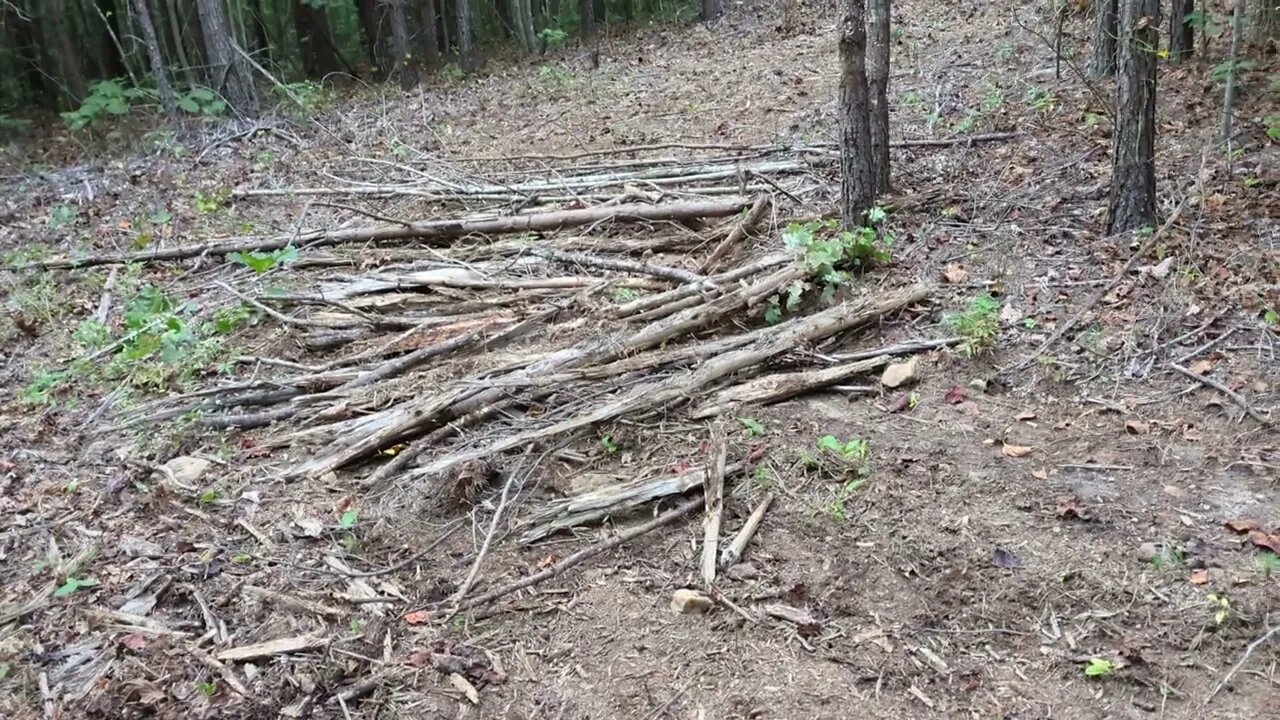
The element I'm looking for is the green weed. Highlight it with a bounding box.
[739,417,766,437]
[766,214,893,323]
[1083,658,1115,677]
[944,294,999,357]
[228,245,299,274]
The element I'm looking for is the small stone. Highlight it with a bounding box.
[726,563,760,581]
[1136,542,1161,562]
[159,456,211,488]
[968,378,988,392]
[880,357,919,389]
[670,589,714,614]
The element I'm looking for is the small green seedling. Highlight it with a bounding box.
[228,245,298,274]
[349,618,362,634]
[230,553,253,565]
[1207,593,1230,625]
[1259,552,1280,577]
[48,204,78,228]
[195,681,217,697]
[198,488,219,505]
[1084,658,1115,677]
[599,435,619,455]
[907,391,920,409]
[945,294,999,357]
[739,417,766,437]
[54,577,98,598]
[817,435,870,465]
[340,511,358,530]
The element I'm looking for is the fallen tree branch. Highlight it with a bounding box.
[698,195,771,274]
[688,355,893,419]
[453,495,704,611]
[701,434,727,587]
[720,493,774,567]
[31,199,751,269]
[1171,363,1272,427]
[524,246,704,284]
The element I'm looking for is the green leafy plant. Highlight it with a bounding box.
[54,577,98,598]
[440,63,466,84]
[1263,115,1280,143]
[48,204,78,228]
[340,511,358,530]
[195,681,217,697]
[228,245,299,274]
[536,65,576,91]
[907,390,920,409]
[230,553,253,565]
[538,27,569,49]
[198,488,219,505]
[739,417,766,437]
[1258,552,1280,577]
[599,435,620,455]
[944,294,1000,357]
[1024,86,1057,114]
[767,216,893,323]
[1207,593,1231,625]
[1083,658,1115,677]
[193,192,227,215]
[19,368,71,407]
[176,86,227,116]
[273,80,333,116]
[61,79,149,130]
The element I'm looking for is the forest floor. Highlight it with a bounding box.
[2,2,1278,719]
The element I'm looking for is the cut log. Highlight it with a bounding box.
[31,199,751,269]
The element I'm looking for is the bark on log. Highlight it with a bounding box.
[31,200,751,270]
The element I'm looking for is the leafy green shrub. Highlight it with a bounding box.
[62,79,145,130]
[228,246,299,274]
[945,294,1000,357]
[766,212,894,323]
[175,87,227,116]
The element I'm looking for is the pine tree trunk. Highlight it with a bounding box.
[701,0,721,24]
[838,0,874,228]
[417,0,441,69]
[1168,0,1193,62]
[356,0,388,78]
[1088,0,1118,78]
[580,0,595,44]
[1107,0,1158,235]
[293,0,343,77]
[388,0,418,88]
[42,0,88,102]
[163,0,197,86]
[132,0,176,112]
[866,0,891,195]
[457,0,477,73]
[248,0,272,59]
[196,0,258,112]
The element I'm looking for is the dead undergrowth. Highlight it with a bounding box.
[1,2,1277,719]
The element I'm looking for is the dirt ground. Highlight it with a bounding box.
[2,2,1278,719]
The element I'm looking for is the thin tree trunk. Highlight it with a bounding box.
[866,0,891,195]
[701,0,721,23]
[580,0,595,44]
[196,0,258,112]
[387,0,418,88]
[132,0,176,112]
[457,0,477,73]
[1220,0,1245,144]
[293,0,343,76]
[248,0,272,59]
[1168,0,1193,62]
[1088,0,1118,78]
[1107,0,1159,235]
[356,0,387,77]
[164,0,197,85]
[838,0,874,227]
[45,0,89,102]
[417,0,441,69]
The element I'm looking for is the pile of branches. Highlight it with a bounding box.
[41,147,940,546]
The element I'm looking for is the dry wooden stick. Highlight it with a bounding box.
[524,246,704,284]
[31,199,750,269]
[699,195,771,274]
[701,435,727,586]
[455,495,703,611]
[688,355,893,419]
[613,252,789,318]
[1015,196,1188,370]
[1204,625,1279,704]
[241,585,345,618]
[1170,363,1272,426]
[720,493,774,567]
[448,449,539,609]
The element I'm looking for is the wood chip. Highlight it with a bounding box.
[215,633,327,662]
[449,672,480,704]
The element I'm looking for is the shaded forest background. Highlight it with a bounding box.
[0,0,710,121]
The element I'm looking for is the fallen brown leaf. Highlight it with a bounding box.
[1247,530,1280,554]
[1124,419,1150,435]
[944,386,967,405]
[1189,569,1209,585]
[1055,496,1092,521]
[1031,468,1048,480]
[403,610,431,625]
[1189,359,1214,375]
[1224,519,1260,534]
[1002,443,1034,458]
[941,264,969,284]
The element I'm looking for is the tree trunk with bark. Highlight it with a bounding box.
[701,0,721,24]
[838,0,874,227]
[1088,0,1118,78]
[1107,0,1159,235]
[1168,0,1194,62]
[457,0,478,72]
[417,0,441,69]
[1221,0,1245,144]
[132,0,176,113]
[387,0,418,88]
[866,0,891,194]
[580,0,595,44]
[293,0,343,77]
[356,0,388,78]
[44,0,89,102]
[196,0,257,112]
